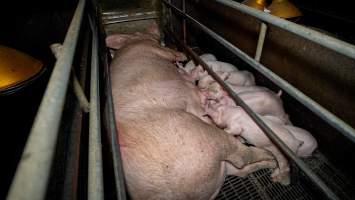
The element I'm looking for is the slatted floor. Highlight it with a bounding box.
[216,151,355,200]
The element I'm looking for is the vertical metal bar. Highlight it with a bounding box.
[88,18,104,200]
[254,22,267,62]
[61,31,89,200]
[6,0,86,199]
[168,0,173,32]
[182,0,187,43]
[168,28,340,200]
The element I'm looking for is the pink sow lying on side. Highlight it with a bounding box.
[105,26,277,200]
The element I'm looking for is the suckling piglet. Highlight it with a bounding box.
[184,53,217,73]
[224,70,255,86]
[206,105,304,185]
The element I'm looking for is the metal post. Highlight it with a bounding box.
[88,17,104,200]
[6,0,86,199]
[168,0,173,32]
[182,0,187,43]
[254,22,267,62]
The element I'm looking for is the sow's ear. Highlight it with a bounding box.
[147,21,161,39]
[105,34,132,50]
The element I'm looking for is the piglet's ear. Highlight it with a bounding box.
[105,34,132,50]
[147,21,161,38]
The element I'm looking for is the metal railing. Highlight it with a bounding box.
[6,0,86,199]
[5,0,355,199]
[162,0,355,199]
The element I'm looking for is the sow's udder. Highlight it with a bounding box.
[107,29,277,200]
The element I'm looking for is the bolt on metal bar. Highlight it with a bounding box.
[6,0,86,199]
[163,0,355,144]
[215,0,355,60]
[88,16,104,200]
[168,28,339,200]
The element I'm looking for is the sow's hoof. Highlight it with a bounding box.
[271,168,291,186]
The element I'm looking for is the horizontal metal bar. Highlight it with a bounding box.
[163,0,355,144]
[104,16,158,25]
[167,27,339,200]
[102,11,158,25]
[97,7,128,199]
[6,0,86,199]
[102,11,156,20]
[88,16,104,200]
[214,0,355,60]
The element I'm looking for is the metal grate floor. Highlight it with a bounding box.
[216,151,355,200]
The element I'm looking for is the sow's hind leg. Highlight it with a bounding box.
[121,110,276,200]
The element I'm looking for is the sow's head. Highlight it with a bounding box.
[105,21,161,50]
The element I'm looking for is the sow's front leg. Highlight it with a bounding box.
[120,110,276,200]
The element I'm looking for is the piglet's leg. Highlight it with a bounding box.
[224,137,277,177]
[265,145,291,185]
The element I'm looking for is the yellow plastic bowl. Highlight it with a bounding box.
[0,45,43,92]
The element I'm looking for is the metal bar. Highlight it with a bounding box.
[102,11,157,25]
[6,0,86,199]
[163,0,355,144]
[88,17,104,200]
[50,43,90,113]
[182,0,187,43]
[102,11,157,20]
[214,0,355,60]
[168,0,173,32]
[61,30,89,200]
[97,6,127,199]
[104,16,158,25]
[254,22,267,62]
[168,28,340,200]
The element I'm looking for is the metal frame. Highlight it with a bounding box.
[217,0,355,60]
[5,0,355,199]
[6,0,86,199]
[163,1,355,144]
[168,28,339,200]
[162,0,355,199]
